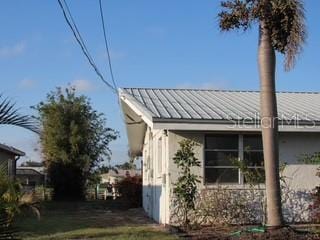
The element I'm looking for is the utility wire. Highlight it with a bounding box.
[98,0,118,92]
[62,0,94,64]
[57,0,117,93]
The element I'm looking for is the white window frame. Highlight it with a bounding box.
[204,133,264,185]
[204,134,239,184]
[242,135,264,184]
[157,137,162,177]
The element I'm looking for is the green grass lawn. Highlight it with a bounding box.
[15,201,178,240]
[19,227,177,240]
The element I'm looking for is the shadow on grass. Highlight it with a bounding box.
[14,200,176,240]
[21,227,177,240]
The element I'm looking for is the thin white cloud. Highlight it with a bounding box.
[71,79,96,92]
[0,42,26,58]
[18,79,37,89]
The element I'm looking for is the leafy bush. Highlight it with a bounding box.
[0,174,21,222]
[194,188,265,226]
[171,139,201,229]
[310,168,320,223]
[0,174,39,239]
[299,153,320,222]
[299,153,320,164]
[118,176,142,208]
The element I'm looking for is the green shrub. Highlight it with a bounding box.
[0,174,39,224]
[299,152,320,164]
[310,167,320,223]
[0,174,21,222]
[118,176,142,208]
[172,139,201,229]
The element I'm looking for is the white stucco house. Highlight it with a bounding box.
[120,88,320,224]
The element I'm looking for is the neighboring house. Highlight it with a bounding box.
[120,88,320,224]
[98,169,140,200]
[0,143,25,179]
[16,167,45,187]
[101,169,141,185]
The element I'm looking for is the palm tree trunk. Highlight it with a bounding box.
[258,21,283,227]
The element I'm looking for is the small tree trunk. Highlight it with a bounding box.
[258,21,283,227]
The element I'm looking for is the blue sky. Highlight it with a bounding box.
[1,0,319,166]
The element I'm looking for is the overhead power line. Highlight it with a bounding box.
[61,0,94,64]
[57,0,117,93]
[98,0,118,91]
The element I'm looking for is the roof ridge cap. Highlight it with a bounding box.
[120,87,320,94]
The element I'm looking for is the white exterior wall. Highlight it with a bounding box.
[142,127,170,224]
[167,131,204,186]
[142,127,152,217]
[279,132,320,164]
[141,130,320,224]
[164,131,320,224]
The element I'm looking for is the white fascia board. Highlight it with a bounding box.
[153,122,320,133]
[119,93,154,128]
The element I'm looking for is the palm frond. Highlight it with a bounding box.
[18,193,40,220]
[218,0,306,71]
[283,0,306,71]
[0,95,39,134]
[218,0,258,31]
[266,0,306,71]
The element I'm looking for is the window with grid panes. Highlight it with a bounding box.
[204,134,265,184]
[243,135,265,183]
[204,135,239,184]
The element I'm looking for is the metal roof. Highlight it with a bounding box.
[0,143,25,156]
[120,88,320,123]
[16,168,44,176]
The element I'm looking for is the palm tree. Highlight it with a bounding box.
[218,0,306,227]
[0,95,38,133]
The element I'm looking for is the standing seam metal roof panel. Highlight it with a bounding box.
[120,88,320,122]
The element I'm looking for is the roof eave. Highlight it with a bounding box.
[120,92,149,157]
[0,144,25,156]
[152,118,320,132]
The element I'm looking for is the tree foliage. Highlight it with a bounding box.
[218,0,306,70]
[172,139,201,229]
[34,87,118,200]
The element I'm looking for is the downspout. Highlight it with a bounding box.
[13,155,21,179]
